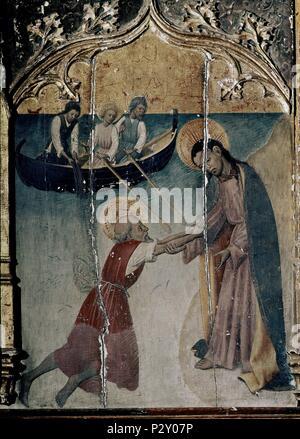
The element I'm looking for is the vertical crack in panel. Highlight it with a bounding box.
[89,54,110,408]
[202,51,218,407]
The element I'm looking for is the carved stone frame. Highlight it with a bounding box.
[1,0,300,415]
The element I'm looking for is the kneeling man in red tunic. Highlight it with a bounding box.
[19,218,199,407]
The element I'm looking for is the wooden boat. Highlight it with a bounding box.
[16,111,178,193]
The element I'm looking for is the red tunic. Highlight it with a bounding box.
[54,240,144,394]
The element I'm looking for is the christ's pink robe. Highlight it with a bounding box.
[184,175,257,372]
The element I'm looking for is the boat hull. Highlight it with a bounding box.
[16,131,177,193]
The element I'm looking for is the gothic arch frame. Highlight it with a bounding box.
[1,0,299,412]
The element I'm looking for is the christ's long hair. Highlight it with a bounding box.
[191,139,243,167]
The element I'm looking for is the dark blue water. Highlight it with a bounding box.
[15,112,282,193]
[14,112,283,300]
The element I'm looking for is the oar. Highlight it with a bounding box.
[124,151,182,225]
[143,128,172,150]
[124,151,159,189]
[101,157,128,186]
[101,158,171,233]
[16,139,26,153]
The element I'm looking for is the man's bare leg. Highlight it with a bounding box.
[55,367,98,408]
[19,352,58,407]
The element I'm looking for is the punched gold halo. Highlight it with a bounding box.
[97,102,121,122]
[100,196,139,240]
[176,118,230,170]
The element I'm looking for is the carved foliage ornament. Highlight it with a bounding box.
[76,1,119,35]
[238,10,275,65]
[158,0,292,85]
[180,1,279,102]
[27,13,66,61]
[27,1,119,63]
[183,1,276,67]
[183,1,224,34]
[14,0,289,108]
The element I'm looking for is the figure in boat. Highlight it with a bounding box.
[81,102,120,168]
[38,101,81,166]
[115,96,148,163]
[15,98,178,192]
